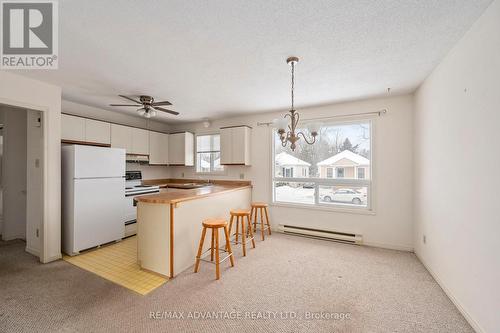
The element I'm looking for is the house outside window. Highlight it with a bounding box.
[196,134,224,173]
[272,120,372,209]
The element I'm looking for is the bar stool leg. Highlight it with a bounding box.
[264,207,272,235]
[247,215,256,248]
[223,225,235,267]
[210,229,215,261]
[235,216,239,244]
[194,226,207,273]
[260,207,265,241]
[252,207,258,232]
[241,217,247,257]
[215,228,220,280]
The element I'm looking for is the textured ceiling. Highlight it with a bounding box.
[18,0,492,123]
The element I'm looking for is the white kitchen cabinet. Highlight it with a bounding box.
[149,131,169,165]
[131,128,149,155]
[220,126,251,165]
[85,118,111,144]
[168,132,194,166]
[61,114,85,142]
[111,124,133,152]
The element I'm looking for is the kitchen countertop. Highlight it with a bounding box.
[134,183,252,205]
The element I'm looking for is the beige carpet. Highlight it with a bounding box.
[0,233,473,332]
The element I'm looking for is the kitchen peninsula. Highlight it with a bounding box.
[135,180,252,278]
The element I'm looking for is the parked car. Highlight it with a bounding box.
[320,188,366,205]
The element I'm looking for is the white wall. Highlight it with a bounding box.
[170,94,414,251]
[0,107,27,241]
[0,71,62,263]
[414,1,500,332]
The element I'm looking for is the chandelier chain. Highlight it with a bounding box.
[291,61,295,110]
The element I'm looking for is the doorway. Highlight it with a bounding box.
[0,104,44,257]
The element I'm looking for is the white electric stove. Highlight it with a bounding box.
[124,171,160,236]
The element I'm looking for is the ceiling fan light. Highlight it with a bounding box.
[144,112,151,118]
[150,109,157,117]
[137,108,146,116]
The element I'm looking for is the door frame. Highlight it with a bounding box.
[0,98,48,262]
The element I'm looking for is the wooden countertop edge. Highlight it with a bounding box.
[135,185,252,205]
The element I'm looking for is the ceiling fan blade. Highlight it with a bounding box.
[151,101,172,106]
[109,104,141,107]
[153,107,179,115]
[118,95,142,104]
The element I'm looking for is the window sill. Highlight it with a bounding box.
[270,202,376,216]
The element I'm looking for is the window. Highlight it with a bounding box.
[357,168,365,179]
[272,120,372,209]
[282,167,294,178]
[336,167,345,178]
[196,134,224,173]
[326,167,334,178]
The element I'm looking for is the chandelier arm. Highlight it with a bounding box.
[297,131,316,145]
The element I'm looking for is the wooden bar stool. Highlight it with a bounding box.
[228,209,256,256]
[194,218,234,280]
[251,202,272,241]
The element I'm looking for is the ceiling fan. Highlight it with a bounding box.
[109,95,179,118]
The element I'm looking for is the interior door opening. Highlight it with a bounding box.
[0,104,44,258]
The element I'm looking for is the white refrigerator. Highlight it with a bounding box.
[62,145,126,255]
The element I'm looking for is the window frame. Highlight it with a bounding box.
[195,133,225,175]
[270,118,374,213]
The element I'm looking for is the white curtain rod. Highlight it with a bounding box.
[256,108,387,126]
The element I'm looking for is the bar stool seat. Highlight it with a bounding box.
[228,209,255,256]
[194,218,234,280]
[202,218,227,228]
[251,202,272,241]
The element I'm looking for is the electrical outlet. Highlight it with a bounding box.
[239,173,244,179]
[423,235,426,244]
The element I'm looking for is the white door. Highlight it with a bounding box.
[61,114,85,141]
[111,124,132,152]
[220,128,232,164]
[73,177,125,252]
[132,128,149,155]
[74,146,125,179]
[85,119,111,144]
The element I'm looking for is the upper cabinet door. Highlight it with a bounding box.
[131,128,149,155]
[220,127,232,165]
[149,131,169,165]
[85,119,111,144]
[168,133,183,165]
[168,132,194,166]
[61,114,85,142]
[220,126,251,165]
[111,124,133,152]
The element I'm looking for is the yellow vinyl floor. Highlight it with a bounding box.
[63,236,167,295]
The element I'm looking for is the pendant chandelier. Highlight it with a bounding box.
[274,57,319,151]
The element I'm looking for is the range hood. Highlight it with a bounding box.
[126,154,149,163]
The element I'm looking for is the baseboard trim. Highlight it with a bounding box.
[362,241,413,252]
[275,228,413,252]
[25,246,40,257]
[414,252,483,333]
[41,253,62,263]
